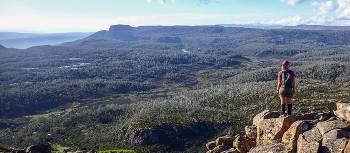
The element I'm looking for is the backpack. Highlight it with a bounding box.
[282,71,293,88]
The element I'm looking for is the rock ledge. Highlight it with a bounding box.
[206,101,350,153]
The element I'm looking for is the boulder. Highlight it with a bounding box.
[245,126,257,140]
[302,127,323,143]
[221,148,239,153]
[215,135,235,147]
[297,135,320,153]
[330,102,350,122]
[327,116,338,121]
[321,129,350,153]
[282,120,311,152]
[321,138,349,153]
[344,141,350,153]
[316,119,350,135]
[234,134,256,153]
[25,144,52,153]
[323,129,350,140]
[206,141,216,150]
[248,143,289,153]
[256,115,297,144]
[296,126,322,153]
[212,145,230,153]
[252,110,280,126]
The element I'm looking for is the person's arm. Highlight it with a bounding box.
[276,72,281,94]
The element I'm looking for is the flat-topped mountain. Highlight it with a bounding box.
[82,25,136,41]
[65,24,350,55]
[64,24,226,47]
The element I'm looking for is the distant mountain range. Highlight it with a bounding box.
[2,24,350,49]
[218,24,284,29]
[0,32,92,49]
[61,24,350,54]
[219,24,350,30]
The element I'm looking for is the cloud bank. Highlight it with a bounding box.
[2,0,350,32]
[277,0,350,25]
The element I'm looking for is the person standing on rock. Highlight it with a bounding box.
[276,60,296,116]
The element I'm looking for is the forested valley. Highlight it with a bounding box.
[1,25,350,152]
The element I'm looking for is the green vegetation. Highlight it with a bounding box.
[0,26,350,152]
[0,144,11,152]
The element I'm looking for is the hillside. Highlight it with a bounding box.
[0,25,350,152]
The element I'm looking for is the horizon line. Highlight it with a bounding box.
[1,23,350,33]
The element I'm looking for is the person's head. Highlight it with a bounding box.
[281,60,290,70]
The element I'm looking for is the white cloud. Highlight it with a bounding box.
[336,0,350,20]
[265,16,304,25]
[307,0,350,24]
[306,0,336,24]
[278,0,350,25]
[319,1,336,16]
[281,0,308,6]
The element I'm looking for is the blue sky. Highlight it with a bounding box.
[0,0,350,32]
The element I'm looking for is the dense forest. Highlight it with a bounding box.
[0,25,350,152]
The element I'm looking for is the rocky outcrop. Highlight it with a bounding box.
[244,126,257,140]
[248,143,287,153]
[205,102,350,153]
[216,135,236,147]
[252,110,280,126]
[256,115,298,144]
[297,127,323,153]
[234,134,256,153]
[282,120,312,152]
[330,102,350,122]
[316,119,350,135]
[320,129,350,152]
[207,141,217,150]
